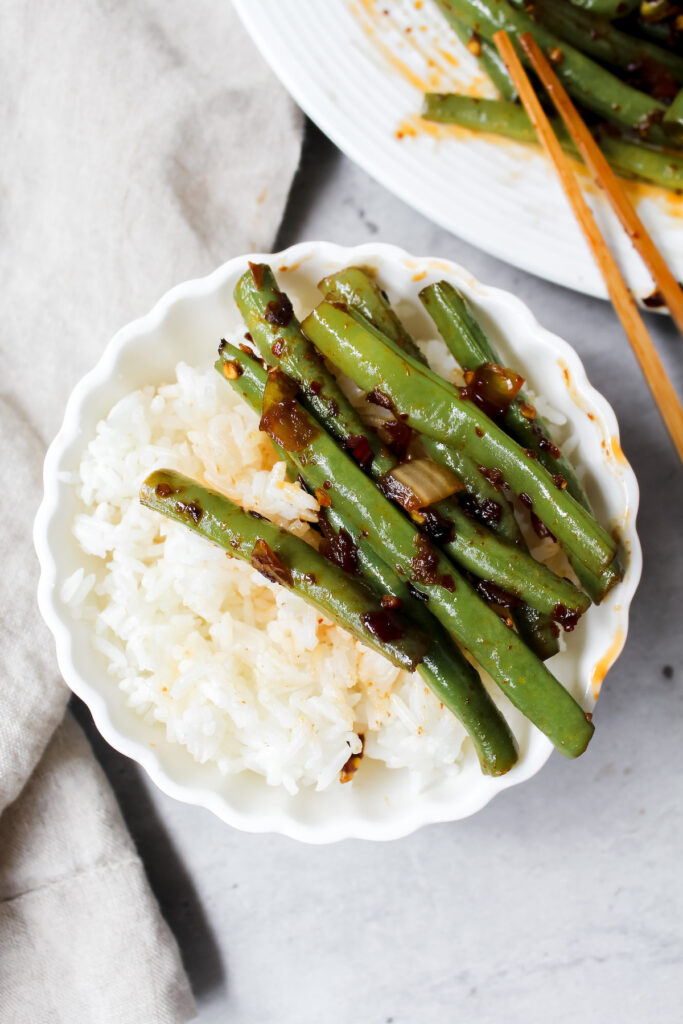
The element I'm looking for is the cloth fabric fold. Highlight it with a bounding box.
[0,0,303,1019]
[0,715,196,1024]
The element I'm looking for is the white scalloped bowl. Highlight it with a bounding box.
[34,242,641,842]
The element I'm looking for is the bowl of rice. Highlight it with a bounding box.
[34,241,641,842]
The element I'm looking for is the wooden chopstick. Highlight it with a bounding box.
[492,30,683,463]
[518,31,683,337]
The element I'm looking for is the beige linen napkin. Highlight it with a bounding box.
[0,1,302,1020]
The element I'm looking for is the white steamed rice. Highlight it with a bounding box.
[64,361,476,793]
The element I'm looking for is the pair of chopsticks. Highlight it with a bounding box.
[493,30,683,463]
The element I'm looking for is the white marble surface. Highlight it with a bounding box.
[76,124,683,1024]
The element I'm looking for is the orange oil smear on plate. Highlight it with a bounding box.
[412,270,427,281]
[621,180,683,219]
[558,358,597,419]
[353,0,683,209]
[353,0,439,92]
[277,254,312,274]
[610,435,629,467]
[436,47,459,67]
[559,359,585,409]
[431,257,466,274]
[395,116,542,159]
[353,0,481,94]
[591,627,625,700]
[396,115,471,142]
[373,36,441,92]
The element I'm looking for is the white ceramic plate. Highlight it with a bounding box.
[34,241,641,842]
[233,0,683,302]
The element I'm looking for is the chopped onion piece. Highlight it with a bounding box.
[362,403,396,430]
[380,459,464,512]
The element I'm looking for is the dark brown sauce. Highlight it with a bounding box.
[533,425,562,459]
[239,343,259,361]
[420,507,455,545]
[343,434,374,469]
[381,594,403,610]
[626,58,679,102]
[479,466,504,490]
[250,538,293,587]
[361,608,406,642]
[642,281,683,310]
[155,481,183,498]
[381,417,414,460]
[473,578,521,609]
[553,603,580,632]
[410,535,455,591]
[318,514,360,576]
[264,292,293,328]
[175,499,203,524]
[367,386,394,410]
[249,262,265,289]
[378,470,422,512]
[459,491,503,527]
[531,512,556,541]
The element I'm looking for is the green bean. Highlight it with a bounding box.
[217,351,518,774]
[302,302,617,582]
[141,470,433,673]
[431,501,590,617]
[422,94,683,192]
[318,267,520,538]
[567,0,639,14]
[319,267,425,362]
[219,343,586,617]
[432,0,672,143]
[664,87,683,141]
[320,503,519,775]
[473,37,519,100]
[434,5,518,99]
[418,280,623,602]
[234,263,393,474]
[632,12,681,47]
[419,280,590,506]
[253,270,522,563]
[217,342,594,758]
[522,0,683,89]
[420,434,521,539]
[337,304,618,603]
[640,0,678,24]
[511,604,562,660]
[317,269,560,658]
